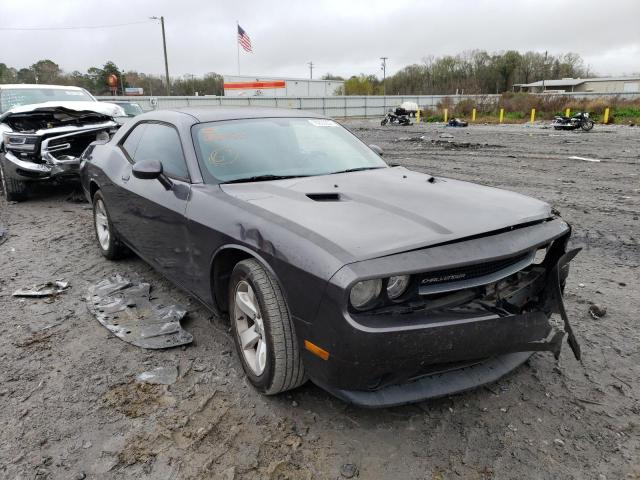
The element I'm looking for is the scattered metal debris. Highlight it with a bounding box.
[589,304,607,319]
[86,274,193,349]
[13,281,69,297]
[568,155,602,163]
[136,366,179,385]
[66,188,88,203]
[340,463,359,478]
[397,135,425,142]
[0,226,8,245]
[439,133,454,139]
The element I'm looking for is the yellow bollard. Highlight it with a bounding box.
[472,108,476,122]
[443,108,448,123]
[530,108,536,124]
[603,107,610,124]
[416,109,421,123]
[565,108,570,117]
[499,108,504,123]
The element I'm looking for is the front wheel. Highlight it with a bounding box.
[581,120,594,131]
[92,190,128,259]
[0,155,29,202]
[229,259,306,395]
[381,118,388,126]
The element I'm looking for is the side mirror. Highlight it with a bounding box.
[132,159,163,180]
[369,144,384,156]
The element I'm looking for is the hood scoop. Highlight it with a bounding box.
[306,192,342,202]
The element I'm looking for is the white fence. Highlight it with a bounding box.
[97,92,640,118]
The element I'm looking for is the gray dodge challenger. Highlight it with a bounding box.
[80,107,581,407]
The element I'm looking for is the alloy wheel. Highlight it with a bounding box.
[94,199,111,250]
[233,280,267,376]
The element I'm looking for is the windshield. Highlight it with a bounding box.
[0,88,95,113]
[192,118,387,183]
[117,103,144,117]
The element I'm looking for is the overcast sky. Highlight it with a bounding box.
[1,0,639,80]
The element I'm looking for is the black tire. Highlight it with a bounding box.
[581,120,594,132]
[92,190,128,260]
[229,258,306,395]
[381,118,388,126]
[0,154,29,202]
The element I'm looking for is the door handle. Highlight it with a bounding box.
[121,173,130,182]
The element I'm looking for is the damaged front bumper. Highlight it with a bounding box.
[3,150,80,180]
[2,122,116,182]
[299,218,581,407]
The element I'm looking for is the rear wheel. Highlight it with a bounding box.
[92,190,128,259]
[229,259,306,395]
[0,155,29,202]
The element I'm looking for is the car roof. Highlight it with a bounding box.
[167,106,327,123]
[0,84,87,90]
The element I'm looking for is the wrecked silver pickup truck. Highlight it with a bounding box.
[0,101,123,201]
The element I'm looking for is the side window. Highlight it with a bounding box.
[121,123,147,160]
[134,123,189,180]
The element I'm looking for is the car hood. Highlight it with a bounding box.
[0,101,125,123]
[220,167,552,262]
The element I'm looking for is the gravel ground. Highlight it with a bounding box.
[0,120,638,480]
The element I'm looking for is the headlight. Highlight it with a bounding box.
[349,279,382,310]
[387,275,410,300]
[3,133,38,152]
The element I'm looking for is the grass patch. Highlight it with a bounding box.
[505,111,526,119]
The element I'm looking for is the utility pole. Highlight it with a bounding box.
[151,16,170,96]
[308,62,314,79]
[380,57,388,96]
[542,50,548,93]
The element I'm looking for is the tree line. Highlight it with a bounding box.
[326,50,588,95]
[0,59,223,96]
[0,50,588,96]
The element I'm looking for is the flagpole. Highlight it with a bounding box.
[236,20,240,75]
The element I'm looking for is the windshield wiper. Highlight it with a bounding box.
[329,166,386,175]
[221,174,308,184]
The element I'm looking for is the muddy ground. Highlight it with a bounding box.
[0,120,638,480]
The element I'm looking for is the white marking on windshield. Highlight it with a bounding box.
[308,119,338,127]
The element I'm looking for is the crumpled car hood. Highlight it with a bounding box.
[220,167,552,261]
[0,101,124,124]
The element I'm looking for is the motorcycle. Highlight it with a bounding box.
[381,107,412,126]
[381,108,412,126]
[551,112,594,131]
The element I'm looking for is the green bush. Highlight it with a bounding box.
[505,111,526,119]
[427,115,444,122]
[613,106,640,117]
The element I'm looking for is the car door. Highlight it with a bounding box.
[114,121,192,284]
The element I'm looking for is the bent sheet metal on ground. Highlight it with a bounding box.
[86,274,192,349]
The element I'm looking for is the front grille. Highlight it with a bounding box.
[418,251,531,288]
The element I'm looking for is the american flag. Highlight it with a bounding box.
[237,25,252,53]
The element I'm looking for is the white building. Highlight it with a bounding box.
[223,75,343,97]
[513,76,640,94]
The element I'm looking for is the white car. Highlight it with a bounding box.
[0,84,125,201]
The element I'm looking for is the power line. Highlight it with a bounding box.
[0,20,151,31]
